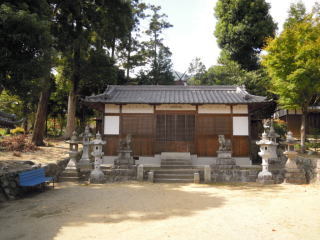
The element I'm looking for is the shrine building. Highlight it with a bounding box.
[84,85,269,166]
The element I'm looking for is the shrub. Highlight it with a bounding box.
[10,127,25,135]
[273,119,287,139]
[0,135,38,152]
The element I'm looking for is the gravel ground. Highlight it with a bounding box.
[0,182,319,240]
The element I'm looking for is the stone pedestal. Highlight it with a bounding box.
[284,151,306,184]
[194,172,200,184]
[148,171,154,183]
[66,151,78,170]
[215,151,237,169]
[316,159,320,184]
[137,165,144,181]
[90,168,105,183]
[217,151,232,159]
[204,165,212,183]
[114,150,135,169]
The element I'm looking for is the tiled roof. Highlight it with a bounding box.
[84,85,268,104]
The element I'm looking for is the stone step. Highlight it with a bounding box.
[154,173,194,179]
[160,165,195,169]
[154,178,194,183]
[161,160,192,165]
[59,176,80,182]
[154,169,202,174]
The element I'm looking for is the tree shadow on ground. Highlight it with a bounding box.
[0,182,225,240]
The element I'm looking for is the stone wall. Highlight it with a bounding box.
[295,156,320,184]
[211,168,259,183]
[104,168,137,182]
[0,157,70,202]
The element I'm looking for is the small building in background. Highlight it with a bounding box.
[274,106,320,138]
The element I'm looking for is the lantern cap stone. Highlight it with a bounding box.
[283,131,298,145]
[256,131,273,145]
[267,121,279,139]
[90,131,106,145]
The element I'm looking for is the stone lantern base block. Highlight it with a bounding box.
[217,151,232,159]
[257,171,274,184]
[89,169,105,183]
[285,168,306,184]
[78,162,92,172]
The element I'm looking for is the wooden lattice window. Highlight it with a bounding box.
[156,114,195,141]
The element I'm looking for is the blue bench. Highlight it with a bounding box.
[19,168,54,189]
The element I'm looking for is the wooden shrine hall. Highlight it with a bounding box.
[84,85,269,166]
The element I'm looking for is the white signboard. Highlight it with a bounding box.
[104,116,119,135]
[233,117,249,136]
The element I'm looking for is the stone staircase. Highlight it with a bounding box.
[153,152,201,183]
[58,169,80,182]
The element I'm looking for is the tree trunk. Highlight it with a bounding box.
[63,15,82,139]
[300,109,307,153]
[126,34,132,80]
[63,88,77,139]
[31,85,51,146]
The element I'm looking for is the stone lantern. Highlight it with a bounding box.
[78,126,93,170]
[283,131,306,184]
[89,132,106,183]
[267,120,279,160]
[66,131,79,169]
[256,131,274,184]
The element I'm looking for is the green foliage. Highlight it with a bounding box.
[190,59,271,98]
[10,127,24,135]
[273,119,288,139]
[0,0,51,100]
[187,58,207,85]
[284,1,307,28]
[214,0,276,70]
[137,5,174,85]
[262,11,320,111]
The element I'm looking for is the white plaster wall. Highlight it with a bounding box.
[135,156,161,167]
[233,116,249,136]
[156,104,196,111]
[198,104,231,114]
[105,104,120,113]
[233,105,248,114]
[104,116,119,135]
[122,104,154,113]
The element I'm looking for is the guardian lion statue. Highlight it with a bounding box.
[218,135,231,151]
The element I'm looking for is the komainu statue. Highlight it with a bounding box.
[218,135,231,151]
[119,134,132,151]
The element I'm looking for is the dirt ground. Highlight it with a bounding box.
[0,139,70,165]
[0,182,320,240]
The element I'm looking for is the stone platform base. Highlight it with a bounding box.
[285,169,306,184]
[211,168,259,183]
[103,168,137,182]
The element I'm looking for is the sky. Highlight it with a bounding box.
[143,0,320,73]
